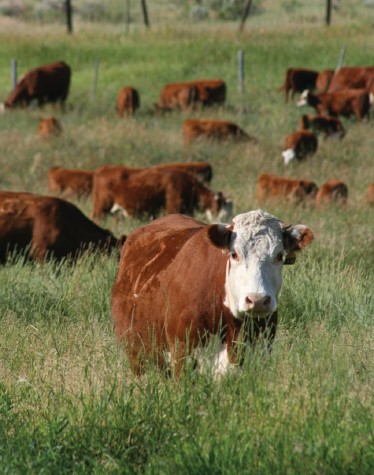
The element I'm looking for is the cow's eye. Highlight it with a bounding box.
[275,252,285,263]
[230,251,239,261]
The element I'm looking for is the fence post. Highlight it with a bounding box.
[238,49,245,94]
[126,0,131,34]
[92,56,100,95]
[11,59,17,89]
[335,45,346,73]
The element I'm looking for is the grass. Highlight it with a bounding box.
[0,6,373,474]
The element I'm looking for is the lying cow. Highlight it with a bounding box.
[48,167,94,197]
[328,66,374,93]
[0,191,124,263]
[282,130,318,164]
[366,183,374,205]
[279,68,319,102]
[38,117,63,138]
[183,118,253,144]
[112,210,314,376]
[1,61,71,111]
[298,114,346,139]
[315,179,348,206]
[156,83,198,111]
[297,89,371,122]
[116,86,140,117]
[257,173,318,205]
[93,166,232,221]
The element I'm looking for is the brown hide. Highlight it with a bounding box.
[157,83,198,111]
[283,130,318,160]
[111,214,277,374]
[0,191,123,263]
[4,61,71,109]
[366,183,374,205]
[298,114,346,139]
[280,68,319,102]
[116,87,140,117]
[183,119,252,144]
[191,79,226,106]
[257,173,318,205]
[38,117,62,138]
[316,69,334,93]
[154,161,213,184]
[48,167,94,197]
[315,179,348,206]
[328,67,374,92]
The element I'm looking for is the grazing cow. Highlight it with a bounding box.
[93,167,232,221]
[183,119,253,144]
[328,66,374,93]
[116,86,140,117]
[316,69,335,93]
[1,61,71,110]
[297,89,371,122]
[315,179,348,206]
[156,83,198,111]
[48,167,94,197]
[256,173,318,205]
[38,117,63,138]
[366,183,374,205]
[111,210,314,375]
[282,130,318,164]
[298,114,346,139]
[279,68,319,102]
[190,79,226,106]
[154,161,213,184]
[0,191,125,263]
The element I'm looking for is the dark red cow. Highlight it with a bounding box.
[298,114,346,139]
[279,68,319,102]
[282,130,318,164]
[116,86,140,117]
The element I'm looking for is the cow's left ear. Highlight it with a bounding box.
[206,223,233,253]
[282,224,314,265]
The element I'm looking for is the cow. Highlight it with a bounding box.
[256,173,318,205]
[366,183,374,205]
[0,61,71,111]
[298,114,346,139]
[282,130,318,165]
[190,79,226,106]
[156,83,198,111]
[154,161,213,184]
[316,69,335,93]
[48,167,94,197]
[0,191,125,263]
[328,66,374,93]
[183,119,253,144]
[111,210,314,376]
[92,167,232,222]
[38,117,63,138]
[279,68,319,102]
[116,86,140,117]
[315,179,348,206]
[297,89,371,122]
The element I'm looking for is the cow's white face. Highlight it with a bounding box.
[207,209,313,320]
[282,148,295,165]
[297,89,309,107]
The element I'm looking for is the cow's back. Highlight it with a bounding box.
[328,67,374,92]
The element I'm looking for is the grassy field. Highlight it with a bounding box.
[0,6,373,474]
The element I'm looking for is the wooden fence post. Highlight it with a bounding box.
[140,0,150,28]
[66,0,73,34]
[326,0,332,26]
[11,59,17,89]
[126,0,131,34]
[239,0,253,32]
[238,49,245,93]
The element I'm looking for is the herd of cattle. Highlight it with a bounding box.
[1,60,373,375]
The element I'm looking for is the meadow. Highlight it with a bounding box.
[0,4,373,473]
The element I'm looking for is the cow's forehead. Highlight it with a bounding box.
[231,210,284,255]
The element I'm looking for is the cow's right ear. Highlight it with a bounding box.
[206,224,233,252]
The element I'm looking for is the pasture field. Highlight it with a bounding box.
[0,8,373,474]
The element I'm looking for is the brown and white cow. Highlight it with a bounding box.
[156,83,198,111]
[328,66,374,93]
[48,167,94,197]
[93,166,232,221]
[366,183,374,205]
[315,179,348,206]
[183,119,253,144]
[0,191,124,263]
[111,210,314,375]
[116,86,140,117]
[279,68,319,102]
[1,61,71,111]
[38,117,63,138]
[256,173,318,205]
[297,89,371,122]
[298,114,346,139]
[282,130,318,164]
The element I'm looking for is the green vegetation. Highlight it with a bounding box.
[0,6,373,473]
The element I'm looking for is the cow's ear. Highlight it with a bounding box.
[206,224,233,252]
[282,224,314,264]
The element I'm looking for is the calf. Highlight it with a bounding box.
[257,173,318,205]
[279,68,319,102]
[298,114,346,139]
[191,79,226,106]
[156,83,198,111]
[315,179,348,206]
[38,117,63,138]
[282,130,318,164]
[112,210,314,375]
[116,86,140,117]
[92,167,232,221]
[183,118,253,144]
[0,191,124,263]
[297,89,371,122]
[48,167,94,197]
